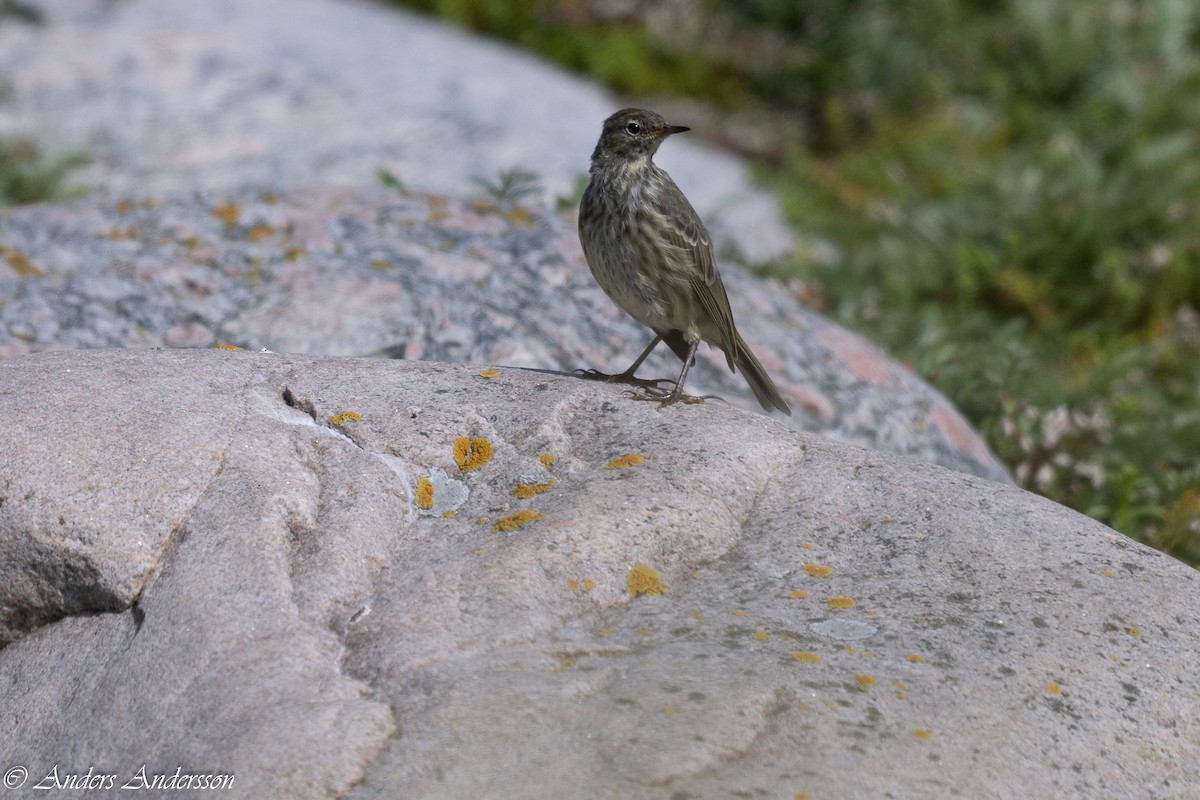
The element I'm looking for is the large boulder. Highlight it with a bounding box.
[1,348,1196,798]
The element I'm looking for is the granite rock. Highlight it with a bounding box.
[0,348,1196,798]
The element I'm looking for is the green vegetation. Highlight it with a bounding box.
[0,137,85,206]
[397,0,1200,566]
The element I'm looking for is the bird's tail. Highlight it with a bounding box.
[730,330,791,415]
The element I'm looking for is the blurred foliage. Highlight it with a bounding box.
[399,0,1200,566]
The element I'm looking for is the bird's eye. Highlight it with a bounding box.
[626,122,641,135]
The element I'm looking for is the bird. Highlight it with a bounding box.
[577,108,791,414]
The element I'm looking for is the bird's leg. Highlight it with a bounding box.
[629,338,705,407]
[575,334,677,389]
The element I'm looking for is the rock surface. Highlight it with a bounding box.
[1,348,1196,798]
[0,188,1007,482]
[0,0,791,262]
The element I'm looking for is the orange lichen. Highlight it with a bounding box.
[803,563,832,577]
[855,674,877,691]
[788,590,809,599]
[906,654,928,663]
[538,452,557,469]
[793,652,821,663]
[492,510,543,533]
[211,344,241,351]
[414,477,434,510]
[454,437,494,472]
[0,245,43,277]
[478,369,500,378]
[211,202,241,224]
[627,564,666,597]
[106,226,140,240]
[328,411,362,426]
[513,479,555,499]
[415,479,434,510]
[441,510,456,519]
[247,223,275,242]
[801,542,814,550]
[606,454,644,469]
[912,729,932,740]
[827,597,856,609]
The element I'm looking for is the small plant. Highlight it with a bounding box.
[470,166,543,208]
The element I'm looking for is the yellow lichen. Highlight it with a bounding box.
[1128,627,1141,637]
[1102,569,1115,577]
[855,674,877,691]
[597,626,615,637]
[567,579,580,591]
[371,258,392,271]
[893,680,908,691]
[627,564,666,597]
[328,410,362,426]
[802,542,814,550]
[582,579,595,591]
[211,344,241,351]
[803,563,833,577]
[788,590,809,599]
[538,452,557,469]
[478,369,501,378]
[906,653,928,663]
[441,510,456,518]
[211,202,241,225]
[414,477,434,510]
[689,609,705,621]
[1046,683,1062,695]
[513,479,555,499]
[634,628,653,637]
[827,597,856,609]
[751,632,770,641]
[454,437,494,472]
[606,454,645,469]
[793,652,821,663]
[912,729,932,740]
[492,509,543,533]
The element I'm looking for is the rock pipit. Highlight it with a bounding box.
[577,108,791,414]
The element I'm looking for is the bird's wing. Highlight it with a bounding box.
[651,183,741,363]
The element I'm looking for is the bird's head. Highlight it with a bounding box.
[590,108,689,168]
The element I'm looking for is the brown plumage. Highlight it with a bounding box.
[577,108,791,414]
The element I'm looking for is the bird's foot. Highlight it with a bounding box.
[573,368,676,391]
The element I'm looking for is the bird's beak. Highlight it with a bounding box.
[655,124,690,138]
